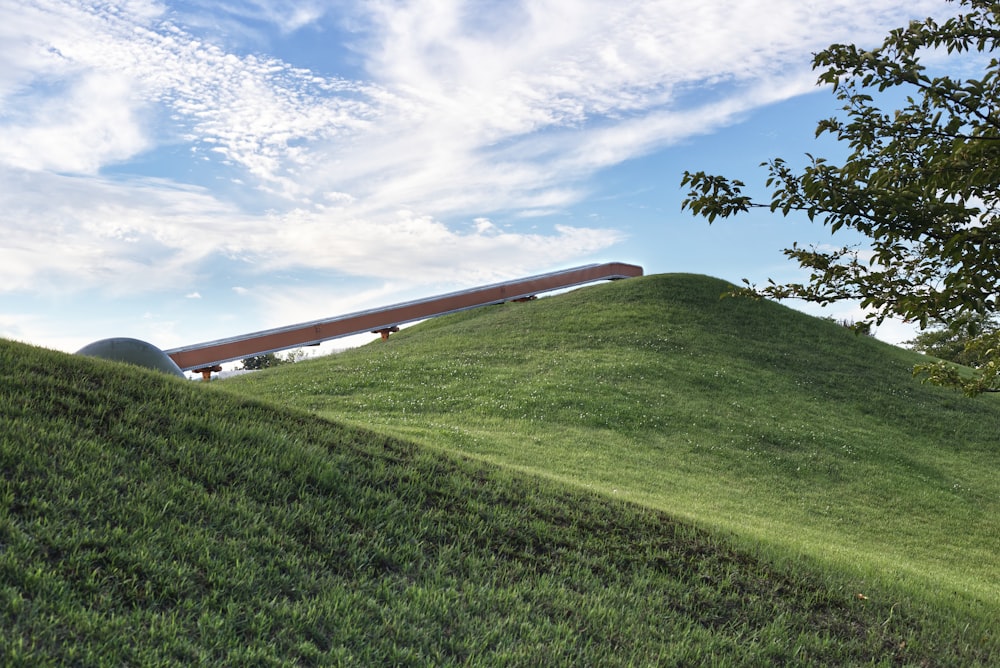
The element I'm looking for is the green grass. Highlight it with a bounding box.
[1,273,997,665]
[225,274,999,656]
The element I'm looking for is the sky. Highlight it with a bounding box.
[1,0,963,369]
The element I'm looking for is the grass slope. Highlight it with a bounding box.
[225,274,999,652]
[7,339,990,665]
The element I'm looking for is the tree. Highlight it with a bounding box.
[905,312,999,365]
[680,0,1000,395]
[240,349,308,371]
[241,352,282,370]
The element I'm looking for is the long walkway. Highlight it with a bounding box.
[165,262,643,371]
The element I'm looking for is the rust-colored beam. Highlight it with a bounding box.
[165,262,642,371]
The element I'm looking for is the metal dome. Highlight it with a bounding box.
[76,337,186,378]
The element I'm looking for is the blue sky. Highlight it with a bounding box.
[1,0,959,363]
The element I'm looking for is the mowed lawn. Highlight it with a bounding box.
[1,273,996,664]
[227,274,1000,649]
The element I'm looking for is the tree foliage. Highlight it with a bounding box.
[241,353,282,371]
[241,349,308,371]
[905,312,999,365]
[681,0,1000,394]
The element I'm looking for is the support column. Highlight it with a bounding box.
[372,326,400,340]
[193,364,224,381]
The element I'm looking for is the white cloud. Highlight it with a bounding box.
[0,0,378,190]
[0,0,959,355]
[280,0,948,219]
[245,1,329,33]
[233,207,623,281]
[0,72,151,173]
[245,280,412,332]
[1,0,947,201]
[175,0,331,35]
[0,164,623,300]
[0,311,42,345]
[0,168,246,293]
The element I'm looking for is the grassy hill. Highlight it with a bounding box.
[1,273,996,664]
[226,274,1000,650]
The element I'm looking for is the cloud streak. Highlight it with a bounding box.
[0,0,949,351]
